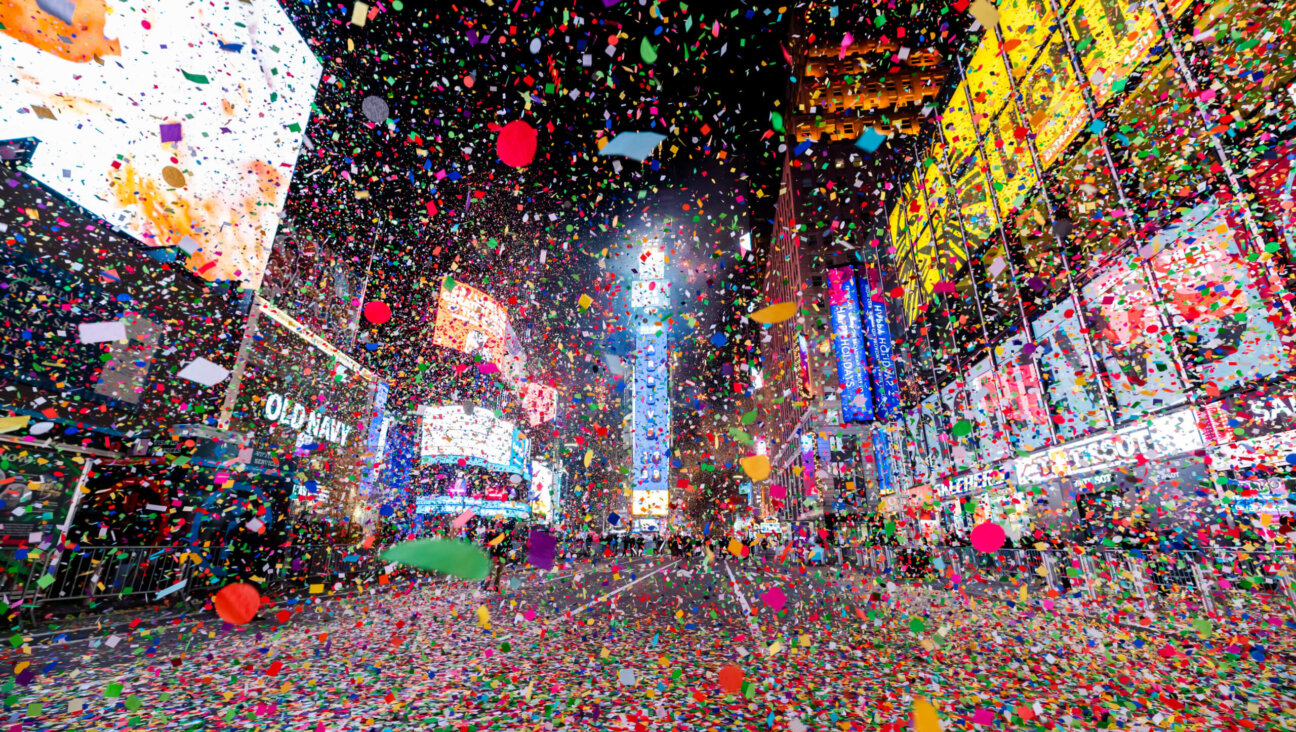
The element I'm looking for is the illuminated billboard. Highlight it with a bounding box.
[419,405,531,476]
[0,0,322,290]
[1083,256,1190,419]
[529,461,557,523]
[859,267,901,420]
[632,328,669,514]
[632,489,669,517]
[521,381,559,427]
[827,267,872,422]
[432,280,526,385]
[1148,199,1291,392]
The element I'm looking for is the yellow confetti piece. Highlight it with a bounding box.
[583,449,593,468]
[476,606,491,628]
[577,293,593,310]
[739,455,770,482]
[487,533,506,546]
[749,301,796,324]
[0,416,31,434]
[913,696,942,732]
[309,584,324,594]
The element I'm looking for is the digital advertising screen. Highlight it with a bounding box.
[1032,299,1112,440]
[419,404,530,477]
[528,461,560,524]
[432,280,526,385]
[0,0,322,290]
[1083,258,1189,419]
[827,267,872,422]
[521,381,559,427]
[1148,199,1291,392]
[993,337,1052,450]
[632,489,669,517]
[632,328,670,508]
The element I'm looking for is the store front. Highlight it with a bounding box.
[1015,408,1208,540]
[935,467,1015,543]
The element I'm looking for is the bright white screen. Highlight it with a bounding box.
[0,0,321,289]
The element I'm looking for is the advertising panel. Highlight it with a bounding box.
[415,496,530,519]
[796,333,815,399]
[993,337,1051,450]
[1066,0,1161,106]
[827,267,872,422]
[419,405,530,477]
[1148,199,1290,392]
[224,301,375,509]
[800,433,818,497]
[966,358,1014,464]
[871,424,894,499]
[521,381,559,427]
[432,280,526,385]
[1082,258,1189,419]
[632,489,669,517]
[529,461,555,523]
[632,328,670,510]
[0,0,321,289]
[1033,299,1111,440]
[1015,409,1204,485]
[999,0,1054,82]
[359,381,390,496]
[1017,35,1086,169]
[859,266,901,419]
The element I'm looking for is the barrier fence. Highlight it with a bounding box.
[2,543,392,622]
[841,543,1296,618]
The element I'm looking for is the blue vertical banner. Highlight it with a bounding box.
[359,381,390,496]
[827,266,873,422]
[859,266,901,420]
[871,425,893,497]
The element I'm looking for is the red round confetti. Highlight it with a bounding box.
[496,120,537,167]
[363,301,391,325]
[212,582,260,625]
[970,522,1006,553]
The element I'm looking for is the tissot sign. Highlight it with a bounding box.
[1015,409,1204,485]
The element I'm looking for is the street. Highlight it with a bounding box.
[18,555,1294,730]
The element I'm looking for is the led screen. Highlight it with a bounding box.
[529,461,555,523]
[432,280,526,384]
[632,328,670,506]
[1148,199,1291,392]
[419,405,530,476]
[632,489,668,517]
[223,300,376,509]
[1033,299,1111,440]
[0,0,321,289]
[521,382,559,427]
[1083,257,1189,419]
[827,267,872,422]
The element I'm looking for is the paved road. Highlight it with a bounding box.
[16,554,1294,731]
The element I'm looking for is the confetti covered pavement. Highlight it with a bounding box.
[16,555,1296,731]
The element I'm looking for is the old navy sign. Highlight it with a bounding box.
[263,392,355,447]
[858,266,900,420]
[827,266,873,422]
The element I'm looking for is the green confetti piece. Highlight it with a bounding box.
[381,539,491,580]
[180,70,210,85]
[640,37,658,64]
